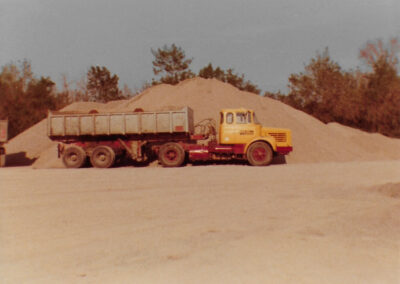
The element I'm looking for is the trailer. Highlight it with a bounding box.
[47,107,292,168]
[0,120,8,167]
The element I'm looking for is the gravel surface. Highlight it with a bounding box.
[1,161,400,283]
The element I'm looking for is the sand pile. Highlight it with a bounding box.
[5,119,53,167]
[5,77,400,168]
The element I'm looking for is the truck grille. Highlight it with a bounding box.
[268,132,287,142]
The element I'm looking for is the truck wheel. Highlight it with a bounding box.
[90,145,115,168]
[158,142,185,167]
[247,142,273,166]
[63,146,86,168]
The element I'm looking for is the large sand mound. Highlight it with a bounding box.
[5,77,400,168]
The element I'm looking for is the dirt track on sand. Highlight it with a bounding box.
[1,161,400,283]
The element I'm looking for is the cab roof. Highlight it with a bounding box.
[220,108,254,113]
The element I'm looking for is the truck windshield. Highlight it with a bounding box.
[236,112,248,124]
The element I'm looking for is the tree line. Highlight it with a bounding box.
[266,39,400,138]
[1,39,399,139]
[0,44,261,139]
[0,63,131,138]
[151,44,261,94]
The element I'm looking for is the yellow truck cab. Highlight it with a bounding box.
[218,108,292,165]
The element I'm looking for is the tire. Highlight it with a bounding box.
[158,142,185,167]
[247,141,273,166]
[63,145,86,168]
[90,145,115,168]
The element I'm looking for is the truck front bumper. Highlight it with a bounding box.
[276,146,293,155]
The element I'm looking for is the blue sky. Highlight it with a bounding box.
[1,0,399,93]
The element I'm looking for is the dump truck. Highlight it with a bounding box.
[47,107,292,168]
[0,120,8,167]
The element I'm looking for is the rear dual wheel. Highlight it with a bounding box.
[90,145,116,168]
[63,145,86,168]
[158,142,185,167]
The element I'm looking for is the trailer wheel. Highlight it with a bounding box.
[247,141,273,166]
[158,142,185,167]
[63,145,86,168]
[90,145,115,168]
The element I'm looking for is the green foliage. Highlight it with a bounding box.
[151,45,260,93]
[0,62,132,138]
[198,63,261,94]
[286,49,358,124]
[0,60,65,138]
[275,42,400,138]
[198,63,225,81]
[151,44,194,85]
[87,66,123,102]
[360,54,400,136]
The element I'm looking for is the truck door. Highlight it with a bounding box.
[220,111,256,144]
[219,112,234,144]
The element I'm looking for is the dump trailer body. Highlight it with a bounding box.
[48,107,194,138]
[0,119,8,167]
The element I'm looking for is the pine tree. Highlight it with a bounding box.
[86,66,122,102]
[151,44,194,85]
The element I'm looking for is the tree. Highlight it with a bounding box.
[151,44,194,85]
[358,39,400,135]
[198,63,225,81]
[280,41,400,138]
[198,63,261,94]
[86,66,123,102]
[287,49,360,124]
[359,38,399,69]
[0,60,62,138]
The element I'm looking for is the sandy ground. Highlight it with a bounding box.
[1,161,400,284]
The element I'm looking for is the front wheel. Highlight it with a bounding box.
[158,142,185,167]
[247,142,273,166]
[90,145,116,168]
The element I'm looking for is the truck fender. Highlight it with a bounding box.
[244,137,277,154]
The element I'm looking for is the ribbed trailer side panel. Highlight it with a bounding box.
[47,107,194,137]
